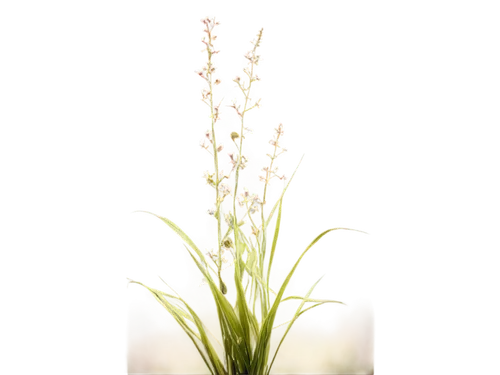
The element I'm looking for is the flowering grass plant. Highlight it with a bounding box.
[129,17,364,375]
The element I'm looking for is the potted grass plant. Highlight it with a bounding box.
[129,17,365,375]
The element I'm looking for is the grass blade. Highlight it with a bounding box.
[267,273,326,375]
[264,155,303,229]
[264,200,285,315]
[128,280,218,374]
[135,211,207,266]
[133,211,250,370]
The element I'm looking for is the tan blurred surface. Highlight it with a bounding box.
[125,303,375,374]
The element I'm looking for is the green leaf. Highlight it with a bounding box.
[129,276,216,375]
[264,204,285,314]
[256,224,269,321]
[232,226,254,369]
[133,212,249,369]
[281,296,345,304]
[273,296,349,330]
[265,155,303,229]
[239,251,278,297]
[267,273,326,375]
[135,211,208,266]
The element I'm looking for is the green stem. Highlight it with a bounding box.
[205,23,224,293]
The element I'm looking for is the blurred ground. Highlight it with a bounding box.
[128,300,373,374]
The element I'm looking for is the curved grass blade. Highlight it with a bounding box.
[267,272,326,375]
[135,210,207,266]
[252,227,365,375]
[133,279,231,374]
[264,200,285,315]
[265,153,306,228]
[128,280,218,374]
[273,296,349,330]
[232,228,254,368]
[133,211,248,369]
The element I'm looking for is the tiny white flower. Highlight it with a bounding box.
[201,169,210,185]
[250,228,258,237]
[257,165,267,184]
[251,96,264,112]
[241,185,250,199]
[236,196,245,208]
[222,211,232,226]
[245,124,257,137]
[194,67,206,82]
[241,66,252,77]
[202,129,212,140]
[241,154,250,170]
[273,121,286,137]
[201,16,213,27]
[219,184,233,195]
[205,61,219,75]
[227,151,236,170]
[200,86,210,105]
[198,138,210,152]
[269,138,280,150]
[231,73,243,87]
[205,247,218,257]
[248,192,260,204]
[214,77,224,91]
[205,206,215,219]
[229,96,240,107]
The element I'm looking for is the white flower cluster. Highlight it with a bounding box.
[259,124,287,184]
[228,26,265,135]
[227,151,251,172]
[238,188,261,214]
[206,249,229,264]
[196,21,279,250]
[200,15,222,47]
[257,164,287,188]
[265,121,288,160]
[198,129,225,156]
[201,168,231,191]
[195,16,226,122]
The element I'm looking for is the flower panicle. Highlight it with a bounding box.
[237,188,262,214]
[195,15,226,123]
[227,26,265,136]
[257,164,289,188]
[265,121,288,160]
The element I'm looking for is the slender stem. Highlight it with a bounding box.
[246,210,259,231]
[207,17,223,291]
[261,137,280,219]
